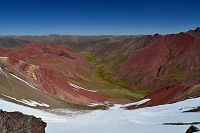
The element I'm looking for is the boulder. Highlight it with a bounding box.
[0,109,46,133]
[186,125,199,133]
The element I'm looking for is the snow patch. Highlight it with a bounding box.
[1,94,49,107]
[20,99,49,107]
[10,73,39,90]
[0,98,64,122]
[0,67,7,77]
[88,103,105,107]
[69,82,97,92]
[122,98,151,108]
[88,101,111,107]
[1,96,200,133]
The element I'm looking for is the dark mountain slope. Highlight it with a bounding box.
[0,37,31,48]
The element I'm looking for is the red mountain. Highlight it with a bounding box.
[116,32,200,108]
[0,43,106,105]
[1,28,200,109]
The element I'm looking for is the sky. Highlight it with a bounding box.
[0,0,199,35]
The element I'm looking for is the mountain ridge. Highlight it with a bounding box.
[0,27,200,109]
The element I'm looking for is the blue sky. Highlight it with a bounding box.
[0,0,199,35]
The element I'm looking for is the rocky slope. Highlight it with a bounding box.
[0,109,46,133]
[0,64,71,108]
[0,43,106,106]
[118,32,200,108]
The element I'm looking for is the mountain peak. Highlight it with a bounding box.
[194,27,200,32]
[187,27,200,38]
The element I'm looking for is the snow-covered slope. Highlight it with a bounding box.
[0,97,200,133]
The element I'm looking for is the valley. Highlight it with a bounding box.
[0,27,200,133]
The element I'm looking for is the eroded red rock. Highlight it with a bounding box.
[0,43,107,105]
